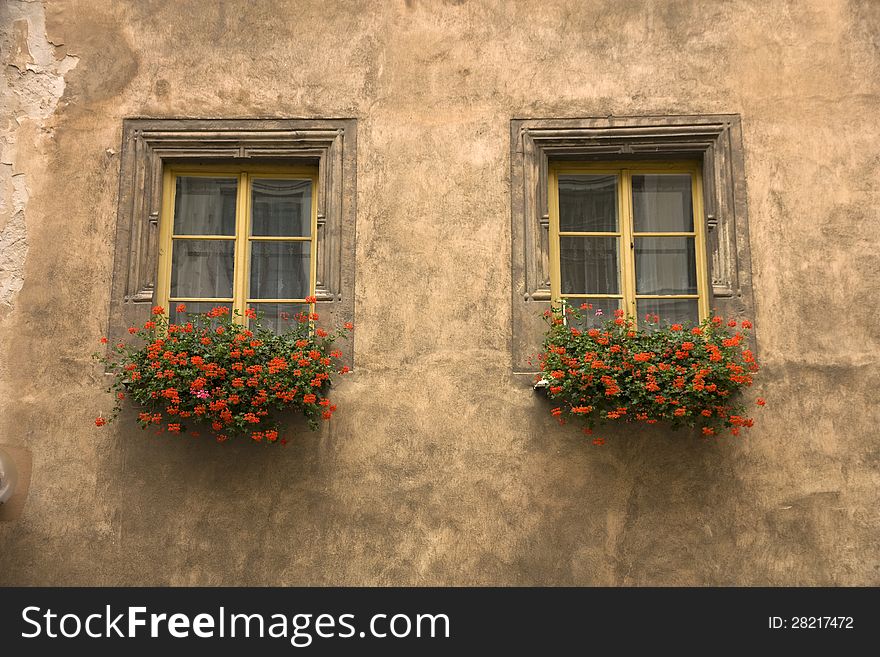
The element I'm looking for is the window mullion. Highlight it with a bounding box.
[692,167,709,321]
[548,166,561,305]
[232,172,250,323]
[156,169,175,315]
[619,169,637,320]
[309,175,319,309]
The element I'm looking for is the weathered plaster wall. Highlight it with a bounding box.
[0,0,877,585]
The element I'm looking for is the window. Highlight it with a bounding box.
[158,165,319,332]
[549,161,710,327]
[108,118,357,362]
[510,115,755,373]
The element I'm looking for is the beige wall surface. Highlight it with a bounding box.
[0,0,878,585]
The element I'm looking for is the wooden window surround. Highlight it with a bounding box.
[108,118,357,363]
[510,115,755,373]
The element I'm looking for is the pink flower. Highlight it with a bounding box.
[595,309,604,317]
[195,389,210,399]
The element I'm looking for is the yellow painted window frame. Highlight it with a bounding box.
[548,160,710,322]
[156,163,319,324]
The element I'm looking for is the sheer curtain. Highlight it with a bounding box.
[632,174,696,297]
[171,177,237,299]
[249,178,311,301]
[559,175,620,295]
[634,238,696,295]
[249,242,310,300]
[250,179,311,236]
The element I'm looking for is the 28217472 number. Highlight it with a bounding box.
[769,616,854,629]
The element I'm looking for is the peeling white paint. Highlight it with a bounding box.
[0,172,28,310]
[0,0,79,313]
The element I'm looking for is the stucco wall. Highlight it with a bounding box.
[0,0,877,585]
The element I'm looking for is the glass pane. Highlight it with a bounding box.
[249,241,310,299]
[637,298,699,327]
[560,236,619,295]
[634,237,697,295]
[563,298,621,330]
[173,177,237,235]
[558,174,618,232]
[251,178,312,237]
[248,302,310,333]
[167,302,232,326]
[170,240,234,298]
[632,174,694,232]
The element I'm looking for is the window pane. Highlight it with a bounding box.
[560,236,619,295]
[558,174,618,232]
[249,241,310,299]
[634,237,697,295]
[637,298,699,327]
[173,177,237,235]
[248,302,310,333]
[170,240,234,298]
[632,174,694,232]
[251,178,312,237]
[563,297,621,330]
[168,302,232,326]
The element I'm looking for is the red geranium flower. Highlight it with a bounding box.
[538,302,763,443]
[92,295,350,443]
